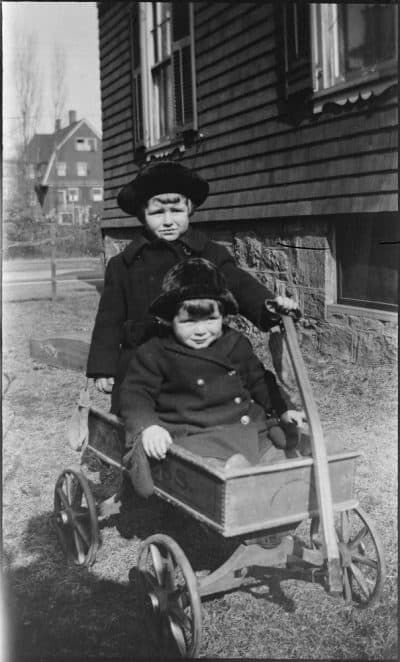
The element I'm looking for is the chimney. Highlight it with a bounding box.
[55,119,61,131]
[69,110,77,125]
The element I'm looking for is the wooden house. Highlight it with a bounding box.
[27,111,104,226]
[96,1,398,362]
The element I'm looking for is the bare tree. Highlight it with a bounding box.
[14,29,42,160]
[9,27,42,216]
[51,43,67,127]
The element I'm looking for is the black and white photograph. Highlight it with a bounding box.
[2,1,398,659]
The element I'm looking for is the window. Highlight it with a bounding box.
[282,3,397,111]
[311,4,398,93]
[57,189,67,206]
[56,162,66,176]
[75,137,97,151]
[283,1,312,101]
[336,215,398,311]
[58,212,73,225]
[77,162,88,176]
[131,2,197,150]
[68,188,79,202]
[92,187,103,201]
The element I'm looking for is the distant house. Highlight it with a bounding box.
[96,2,398,362]
[27,110,104,226]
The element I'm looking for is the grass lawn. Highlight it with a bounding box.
[2,292,398,660]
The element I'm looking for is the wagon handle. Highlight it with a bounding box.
[280,314,343,594]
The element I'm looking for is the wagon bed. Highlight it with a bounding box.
[87,405,360,538]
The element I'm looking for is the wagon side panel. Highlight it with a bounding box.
[223,454,359,536]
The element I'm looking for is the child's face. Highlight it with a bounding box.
[143,193,191,241]
[172,300,224,349]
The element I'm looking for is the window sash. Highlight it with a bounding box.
[336,216,398,311]
[312,3,398,93]
[68,188,79,202]
[57,189,67,205]
[92,187,103,201]
[76,162,88,176]
[56,162,66,176]
[75,138,97,151]
[137,1,196,149]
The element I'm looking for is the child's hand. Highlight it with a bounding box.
[95,377,114,393]
[265,296,301,321]
[142,425,173,460]
[280,410,306,427]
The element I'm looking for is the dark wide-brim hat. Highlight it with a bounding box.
[117,161,209,217]
[150,258,239,321]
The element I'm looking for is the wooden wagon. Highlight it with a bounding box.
[54,317,385,657]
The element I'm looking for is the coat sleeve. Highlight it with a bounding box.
[238,336,288,416]
[205,242,279,331]
[86,256,127,378]
[119,341,164,438]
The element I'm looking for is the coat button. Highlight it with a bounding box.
[197,378,205,386]
[228,370,236,376]
[234,396,242,404]
[241,415,250,425]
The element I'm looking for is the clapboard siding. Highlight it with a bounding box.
[98,1,398,229]
[195,2,256,35]
[98,0,134,224]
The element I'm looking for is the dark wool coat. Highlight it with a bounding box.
[86,227,277,413]
[119,327,288,462]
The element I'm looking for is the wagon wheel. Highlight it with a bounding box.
[54,467,99,567]
[137,534,202,658]
[310,505,386,608]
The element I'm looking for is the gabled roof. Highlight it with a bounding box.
[26,134,55,164]
[30,118,102,185]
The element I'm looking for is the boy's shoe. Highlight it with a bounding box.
[225,454,251,471]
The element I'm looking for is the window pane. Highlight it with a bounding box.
[153,62,174,138]
[337,215,399,310]
[343,4,396,74]
[172,0,190,41]
[152,2,171,63]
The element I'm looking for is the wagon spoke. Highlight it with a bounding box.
[339,511,351,544]
[141,569,159,593]
[172,586,189,610]
[150,544,166,587]
[343,567,352,604]
[164,551,177,592]
[349,563,370,599]
[169,603,192,630]
[73,528,86,565]
[167,614,187,657]
[72,516,91,548]
[56,486,70,509]
[65,473,73,502]
[349,526,368,550]
[351,553,378,570]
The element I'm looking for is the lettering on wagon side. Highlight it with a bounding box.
[152,457,223,522]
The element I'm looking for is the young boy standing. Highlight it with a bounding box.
[119,258,305,494]
[86,161,300,414]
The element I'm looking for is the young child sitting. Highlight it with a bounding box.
[119,258,305,496]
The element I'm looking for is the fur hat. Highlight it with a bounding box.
[149,258,239,321]
[117,161,209,217]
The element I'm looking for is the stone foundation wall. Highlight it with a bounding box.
[202,219,397,367]
[103,218,397,366]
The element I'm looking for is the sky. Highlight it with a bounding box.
[3,1,102,157]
